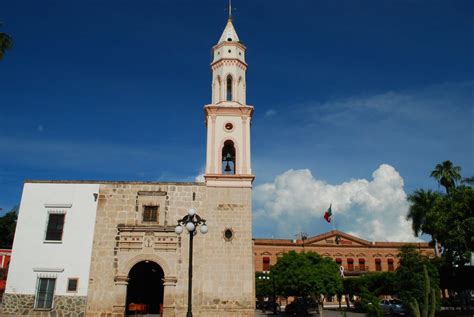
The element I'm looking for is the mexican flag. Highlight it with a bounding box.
[324,204,332,223]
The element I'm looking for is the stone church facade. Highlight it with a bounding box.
[3,16,255,317]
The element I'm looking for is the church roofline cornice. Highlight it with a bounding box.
[211,58,247,70]
[204,104,254,125]
[24,180,206,186]
[213,41,246,51]
[204,174,255,186]
[204,104,254,115]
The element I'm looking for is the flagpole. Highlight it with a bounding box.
[331,203,336,231]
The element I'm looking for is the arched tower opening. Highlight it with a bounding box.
[226,75,233,101]
[222,140,236,174]
[126,261,164,315]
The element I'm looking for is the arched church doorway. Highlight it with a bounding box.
[126,260,164,315]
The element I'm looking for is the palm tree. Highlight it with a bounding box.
[407,189,441,256]
[0,22,13,60]
[430,160,461,195]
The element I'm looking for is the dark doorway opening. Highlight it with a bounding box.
[126,261,164,315]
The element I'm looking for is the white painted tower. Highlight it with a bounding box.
[204,14,254,188]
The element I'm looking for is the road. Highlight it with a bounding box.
[255,309,365,317]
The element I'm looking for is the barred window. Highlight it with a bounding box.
[143,206,158,222]
[45,214,65,241]
[35,278,56,309]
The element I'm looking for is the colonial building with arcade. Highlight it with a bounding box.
[254,230,435,275]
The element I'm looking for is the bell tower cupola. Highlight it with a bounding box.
[211,16,247,105]
[204,12,254,187]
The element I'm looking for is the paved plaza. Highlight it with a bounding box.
[255,309,365,317]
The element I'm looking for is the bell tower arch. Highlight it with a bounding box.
[204,16,254,187]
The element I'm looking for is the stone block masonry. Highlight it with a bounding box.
[1,293,87,316]
[85,181,255,317]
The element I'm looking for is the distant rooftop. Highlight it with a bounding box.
[254,230,432,247]
[24,180,205,186]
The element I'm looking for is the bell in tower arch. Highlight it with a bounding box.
[222,140,236,174]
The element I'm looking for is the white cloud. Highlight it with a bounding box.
[254,164,419,242]
[195,173,205,182]
[264,109,277,118]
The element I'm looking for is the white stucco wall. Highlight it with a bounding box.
[6,182,100,296]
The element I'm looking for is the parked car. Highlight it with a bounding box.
[258,300,280,312]
[379,299,407,315]
[285,297,318,315]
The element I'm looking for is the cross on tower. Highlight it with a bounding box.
[226,0,236,20]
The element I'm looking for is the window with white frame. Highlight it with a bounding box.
[35,278,56,309]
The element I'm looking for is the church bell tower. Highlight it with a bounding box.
[194,11,256,317]
[204,14,254,187]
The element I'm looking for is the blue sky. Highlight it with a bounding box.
[1,1,473,241]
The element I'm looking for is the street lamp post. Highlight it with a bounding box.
[258,270,278,315]
[175,208,208,317]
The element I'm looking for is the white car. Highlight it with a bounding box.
[379,299,407,315]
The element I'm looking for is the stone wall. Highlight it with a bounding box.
[186,186,255,316]
[86,182,207,317]
[85,181,255,317]
[1,293,86,316]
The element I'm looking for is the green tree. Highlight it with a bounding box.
[0,22,13,60]
[361,272,397,297]
[396,245,439,314]
[429,186,474,265]
[408,265,437,317]
[255,272,273,298]
[271,251,343,316]
[0,206,18,248]
[342,272,396,316]
[408,161,473,265]
[407,189,441,237]
[407,189,442,256]
[430,160,461,195]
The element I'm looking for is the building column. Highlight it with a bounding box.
[113,275,129,316]
[162,275,177,317]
